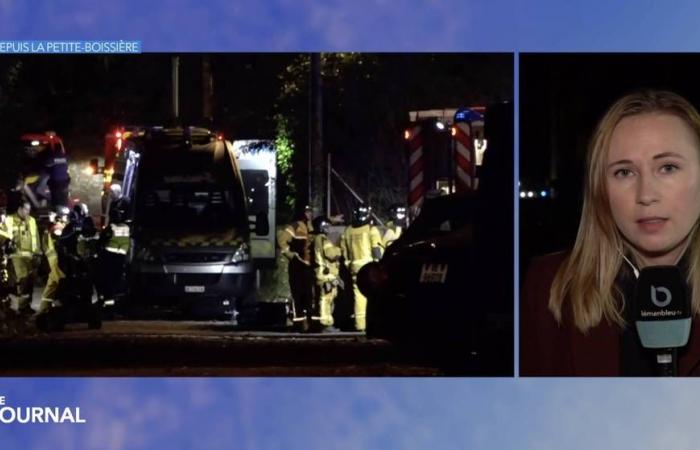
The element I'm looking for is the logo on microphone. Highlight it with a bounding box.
[651,285,672,308]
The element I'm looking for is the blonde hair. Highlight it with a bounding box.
[549,90,700,332]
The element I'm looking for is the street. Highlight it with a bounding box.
[0,320,443,376]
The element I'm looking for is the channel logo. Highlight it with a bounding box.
[651,285,672,308]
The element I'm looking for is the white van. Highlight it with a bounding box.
[110,126,268,319]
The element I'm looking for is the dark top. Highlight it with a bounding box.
[108,197,131,224]
[520,251,700,376]
[40,148,70,182]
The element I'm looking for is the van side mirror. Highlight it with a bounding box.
[255,212,269,236]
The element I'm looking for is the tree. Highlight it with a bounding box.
[275,53,513,221]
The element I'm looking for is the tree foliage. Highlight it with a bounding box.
[274,113,296,217]
[274,53,512,221]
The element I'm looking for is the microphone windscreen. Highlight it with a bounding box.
[634,266,691,349]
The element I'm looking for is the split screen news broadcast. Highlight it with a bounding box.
[9,51,700,378]
[0,53,513,376]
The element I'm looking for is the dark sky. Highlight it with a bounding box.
[0,54,512,136]
[520,54,700,265]
[521,54,700,190]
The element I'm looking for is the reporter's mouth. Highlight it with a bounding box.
[636,217,668,233]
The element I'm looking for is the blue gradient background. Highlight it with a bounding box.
[4,378,700,449]
[1,0,697,448]
[1,0,699,51]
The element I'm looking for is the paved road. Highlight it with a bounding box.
[0,320,443,376]
[67,141,104,223]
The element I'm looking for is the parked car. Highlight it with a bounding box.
[359,102,513,375]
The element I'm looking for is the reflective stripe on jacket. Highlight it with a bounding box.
[105,223,130,255]
[4,214,40,255]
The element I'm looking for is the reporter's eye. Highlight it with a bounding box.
[613,168,633,178]
[660,164,679,174]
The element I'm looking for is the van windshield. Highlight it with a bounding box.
[134,148,248,233]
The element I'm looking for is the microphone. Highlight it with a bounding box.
[635,266,691,376]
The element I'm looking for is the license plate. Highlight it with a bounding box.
[184,285,205,293]
[419,263,449,284]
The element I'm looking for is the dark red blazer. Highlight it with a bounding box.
[520,252,700,376]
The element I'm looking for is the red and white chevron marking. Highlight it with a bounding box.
[406,125,425,214]
[453,121,476,192]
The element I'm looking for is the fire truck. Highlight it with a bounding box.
[403,107,486,218]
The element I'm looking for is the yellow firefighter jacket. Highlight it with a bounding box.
[314,233,341,283]
[382,221,403,249]
[340,224,383,275]
[3,214,40,257]
[278,220,314,264]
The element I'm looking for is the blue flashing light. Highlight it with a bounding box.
[454,108,484,123]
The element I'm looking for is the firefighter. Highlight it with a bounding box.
[1,200,41,315]
[97,185,130,306]
[69,202,94,232]
[41,138,70,207]
[67,202,99,258]
[312,216,343,332]
[37,206,70,313]
[340,205,383,332]
[103,184,130,227]
[54,202,99,305]
[382,204,407,249]
[0,206,11,294]
[0,204,20,333]
[278,204,315,330]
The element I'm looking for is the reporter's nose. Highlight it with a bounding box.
[636,173,660,206]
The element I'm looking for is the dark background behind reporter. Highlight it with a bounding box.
[520,54,700,275]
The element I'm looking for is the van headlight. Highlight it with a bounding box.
[231,243,250,264]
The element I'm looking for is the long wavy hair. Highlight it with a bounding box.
[549,90,700,332]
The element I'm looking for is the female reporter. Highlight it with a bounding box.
[521,90,700,376]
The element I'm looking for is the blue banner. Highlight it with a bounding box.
[0,40,141,54]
